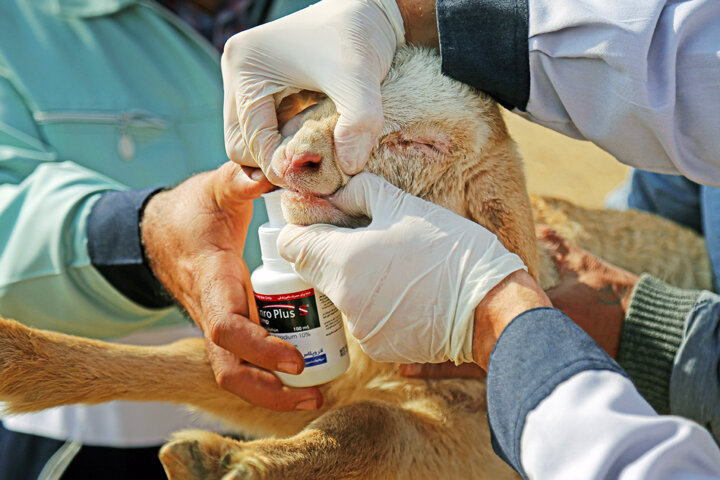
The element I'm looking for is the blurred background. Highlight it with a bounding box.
[504,112,628,209]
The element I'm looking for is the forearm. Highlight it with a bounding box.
[471,269,551,370]
[524,0,720,184]
[429,0,720,185]
[486,307,720,479]
[521,369,720,479]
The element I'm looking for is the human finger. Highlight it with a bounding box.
[224,79,285,178]
[276,223,347,295]
[535,224,571,260]
[535,224,578,280]
[241,165,272,184]
[206,307,305,376]
[238,92,285,173]
[214,162,275,203]
[327,172,404,219]
[200,257,305,374]
[222,80,257,168]
[204,340,322,411]
[331,84,384,175]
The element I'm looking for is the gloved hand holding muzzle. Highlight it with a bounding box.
[277,173,531,365]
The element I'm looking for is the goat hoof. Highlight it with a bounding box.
[160,439,211,480]
[160,430,266,480]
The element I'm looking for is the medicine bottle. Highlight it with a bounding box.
[251,190,350,387]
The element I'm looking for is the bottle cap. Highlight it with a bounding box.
[258,223,284,263]
[258,189,291,266]
[263,189,286,227]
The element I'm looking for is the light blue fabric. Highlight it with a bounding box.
[0,0,272,338]
[627,170,719,292]
[265,0,317,21]
[671,290,720,443]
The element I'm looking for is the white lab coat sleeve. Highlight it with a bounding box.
[521,370,720,479]
[525,0,720,186]
[486,307,720,479]
[437,0,720,186]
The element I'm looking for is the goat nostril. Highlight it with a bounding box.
[290,153,322,170]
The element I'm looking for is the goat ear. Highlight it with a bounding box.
[464,162,540,282]
[380,130,453,159]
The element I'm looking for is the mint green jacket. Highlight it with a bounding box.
[0,0,310,338]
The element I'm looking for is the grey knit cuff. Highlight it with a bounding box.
[618,274,701,414]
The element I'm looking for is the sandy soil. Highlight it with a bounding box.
[503,112,628,209]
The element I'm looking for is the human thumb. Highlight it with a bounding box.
[210,162,273,212]
[277,223,346,295]
[328,172,405,220]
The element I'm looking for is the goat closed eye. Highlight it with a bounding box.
[382,131,452,159]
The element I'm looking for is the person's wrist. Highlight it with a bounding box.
[140,165,267,322]
[140,188,183,303]
[395,0,438,47]
[472,270,552,370]
[568,266,638,359]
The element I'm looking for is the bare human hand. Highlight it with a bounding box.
[141,162,322,411]
[536,225,639,359]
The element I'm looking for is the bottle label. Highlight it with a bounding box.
[255,289,347,369]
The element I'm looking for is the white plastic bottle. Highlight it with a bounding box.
[251,190,350,387]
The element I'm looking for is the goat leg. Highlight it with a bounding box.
[0,317,226,411]
[160,399,518,480]
[0,317,321,437]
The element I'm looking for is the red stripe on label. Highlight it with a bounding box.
[254,289,315,301]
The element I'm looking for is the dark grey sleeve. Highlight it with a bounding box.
[618,274,720,442]
[87,188,173,309]
[436,0,530,110]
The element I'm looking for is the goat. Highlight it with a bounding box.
[0,46,711,480]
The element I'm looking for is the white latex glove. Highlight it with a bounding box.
[221,0,404,178]
[277,173,527,364]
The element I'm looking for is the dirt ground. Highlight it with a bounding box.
[503,112,628,208]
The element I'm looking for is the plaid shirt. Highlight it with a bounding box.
[157,0,255,51]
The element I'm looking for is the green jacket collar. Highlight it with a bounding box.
[36,0,139,18]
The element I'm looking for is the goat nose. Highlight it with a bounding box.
[290,152,322,170]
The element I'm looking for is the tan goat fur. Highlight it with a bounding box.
[0,47,711,480]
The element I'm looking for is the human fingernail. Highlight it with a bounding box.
[295,398,319,411]
[250,169,266,182]
[277,362,299,375]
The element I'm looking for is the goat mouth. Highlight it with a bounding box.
[281,189,347,226]
[281,188,369,228]
[282,190,333,208]
[283,190,330,205]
